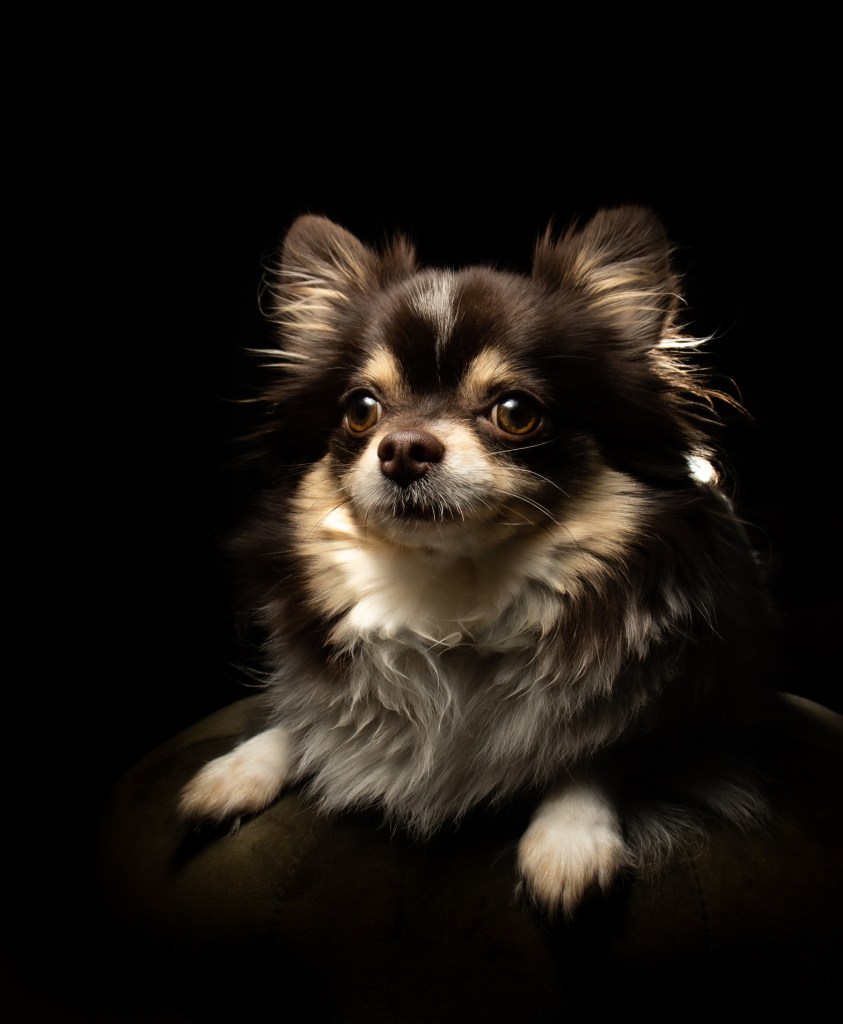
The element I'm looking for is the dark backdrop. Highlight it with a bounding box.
[6,6,840,1018]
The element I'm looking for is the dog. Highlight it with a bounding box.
[179,206,777,917]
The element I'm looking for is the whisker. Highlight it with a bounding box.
[306,496,355,539]
[516,466,572,499]
[485,438,557,456]
[493,488,561,528]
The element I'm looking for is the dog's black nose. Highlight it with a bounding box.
[377,430,444,486]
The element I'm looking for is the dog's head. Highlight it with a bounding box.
[254,208,721,552]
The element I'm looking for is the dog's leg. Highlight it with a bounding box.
[178,725,294,824]
[517,779,627,917]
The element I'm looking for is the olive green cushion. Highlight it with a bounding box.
[96,694,843,1022]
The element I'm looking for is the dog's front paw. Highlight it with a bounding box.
[178,725,293,825]
[517,782,627,918]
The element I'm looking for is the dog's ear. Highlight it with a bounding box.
[282,214,374,288]
[262,215,416,346]
[532,206,678,346]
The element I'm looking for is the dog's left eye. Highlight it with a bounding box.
[490,394,542,436]
[344,392,383,433]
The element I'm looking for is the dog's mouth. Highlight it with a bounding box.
[348,473,559,552]
[379,484,464,524]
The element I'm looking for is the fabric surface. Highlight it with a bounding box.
[96,693,843,1022]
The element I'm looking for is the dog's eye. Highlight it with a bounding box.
[490,394,542,436]
[344,392,382,433]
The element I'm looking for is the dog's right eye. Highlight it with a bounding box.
[344,392,383,433]
[489,393,543,437]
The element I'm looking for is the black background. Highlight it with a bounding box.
[6,5,841,1018]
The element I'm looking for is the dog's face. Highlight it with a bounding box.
[327,266,601,553]
[257,208,717,556]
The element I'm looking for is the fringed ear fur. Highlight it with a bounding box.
[259,215,416,366]
[533,206,679,347]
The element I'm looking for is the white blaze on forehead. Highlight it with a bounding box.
[411,273,457,348]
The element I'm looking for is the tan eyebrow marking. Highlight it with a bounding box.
[459,347,523,404]
[358,346,408,399]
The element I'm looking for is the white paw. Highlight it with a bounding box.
[178,725,293,824]
[517,782,627,918]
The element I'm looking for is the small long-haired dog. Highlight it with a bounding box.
[180,206,777,916]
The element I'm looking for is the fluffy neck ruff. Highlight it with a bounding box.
[259,459,689,834]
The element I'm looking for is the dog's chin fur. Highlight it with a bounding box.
[180,206,778,916]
